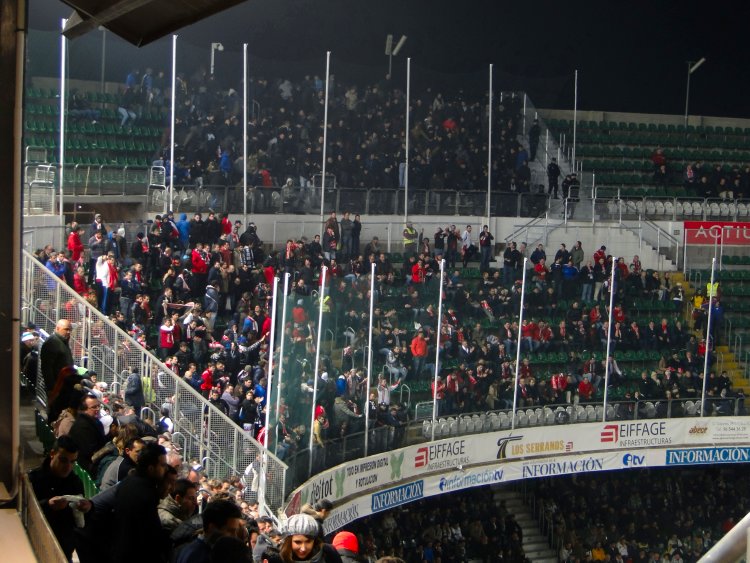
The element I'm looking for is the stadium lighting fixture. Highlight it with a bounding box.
[684,57,706,127]
[385,34,407,76]
[210,42,224,75]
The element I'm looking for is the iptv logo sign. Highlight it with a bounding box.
[600,425,619,443]
[622,453,645,467]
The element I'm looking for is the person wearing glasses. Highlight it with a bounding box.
[67,394,106,472]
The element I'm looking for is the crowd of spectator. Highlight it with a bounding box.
[28,206,739,490]
[345,488,528,562]
[31,426,393,562]
[23,195,750,563]
[119,66,541,198]
[334,467,748,562]
[652,148,750,199]
[539,467,748,563]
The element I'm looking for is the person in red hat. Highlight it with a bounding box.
[332,531,361,563]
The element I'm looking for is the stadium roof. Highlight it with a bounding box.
[60,0,248,46]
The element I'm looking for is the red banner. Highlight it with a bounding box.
[684,221,750,246]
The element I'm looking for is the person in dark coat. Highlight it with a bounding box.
[112,442,171,563]
[174,499,246,563]
[40,319,74,398]
[124,368,145,414]
[29,436,92,561]
[67,394,107,472]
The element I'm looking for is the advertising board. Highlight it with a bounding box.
[289,417,750,520]
[684,221,750,246]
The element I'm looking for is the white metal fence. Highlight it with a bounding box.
[21,250,288,514]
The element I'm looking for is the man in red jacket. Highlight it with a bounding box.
[200,363,215,399]
[67,224,85,263]
[410,329,429,378]
[191,243,208,297]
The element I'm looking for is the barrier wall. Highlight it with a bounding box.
[283,417,750,532]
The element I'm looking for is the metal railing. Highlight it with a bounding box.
[18,474,68,563]
[21,250,288,513]
[595,195,750,223]
[282,395,746,492]
[141,183,556,219]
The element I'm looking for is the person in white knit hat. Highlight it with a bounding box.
[277,513,341,562]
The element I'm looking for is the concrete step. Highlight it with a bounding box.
[492,488,558,561]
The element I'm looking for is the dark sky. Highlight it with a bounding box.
[27,0,750,118]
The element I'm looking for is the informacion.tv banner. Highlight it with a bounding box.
[322,447,691,534]
[286,417,750,517]
[684,221,750,246]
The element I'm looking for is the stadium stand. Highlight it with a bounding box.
[338,468,748,562]
[546,117,750,199]
[25,86,165,167]
[26,212,748,491]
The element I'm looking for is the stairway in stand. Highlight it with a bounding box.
[492,488,558,563]
[679,271,749,394]
[715,345,749,393]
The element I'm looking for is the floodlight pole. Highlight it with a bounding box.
[99,27,106,94]
[430,259,446,441]
[59,18,67,218]
[364,262,376,456]
[308,266,328,476]
[243,43,248,227]
[602,257,618,421]
[511,258,528,429]
[684,58,706,128]
[168,35,177,214]
[486,63,493,226]
[274,272,291,454]
[319,52,331,239]
[700,257,716,417]
[258,275,279,516]
[571,69,578,174]
[404,57,411,224]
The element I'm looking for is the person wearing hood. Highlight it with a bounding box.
[177,213,191,252]
[124,368,145,414]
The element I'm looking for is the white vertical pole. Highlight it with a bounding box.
[258,275,279,516]
[364,261,377,456]
[243,43,248,227]
[99,28,106,94]
[264,276,280,444]
[700,257,716,417]
[274,273,291,452]
[572,70,578,173]
[319,52,331,238]
[58,19,67,217]
[683,232,688,273]
[522,93,527,135]
[511,258,528,429]
[169,34,177,214]
[404,57,411,223]
[486,64,493,226]
[602,257,617,420]
[430,259,446,441]
[309,266,328,475]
